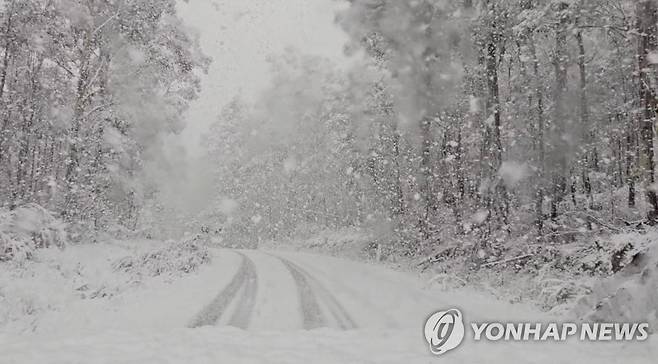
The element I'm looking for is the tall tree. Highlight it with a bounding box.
[636,0,658,221]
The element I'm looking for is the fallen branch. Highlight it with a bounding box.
[481,254,532,268]
[416,245,459,268]
[583,214,621,233]
[561,211,622,233]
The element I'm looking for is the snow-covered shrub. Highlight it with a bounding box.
[420,229,657,313]
[0,241,180,333]
[0,233,34,263]
[499,237,646,311]
[0,204,66,262]
[113,235,211,278]
[261,227,374,260]
[571,234,658,330]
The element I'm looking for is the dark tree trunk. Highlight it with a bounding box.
[637,0,658,222]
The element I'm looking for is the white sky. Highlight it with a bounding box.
[176,0,353,156]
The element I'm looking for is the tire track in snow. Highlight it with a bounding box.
[274,254,357,330]
[285,255,400,328]
[227,253,258,329]
[278,258,325,329]
[188,252,256,328]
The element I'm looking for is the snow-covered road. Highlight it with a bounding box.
[185,249,473,332]
[2,249,657,363]
[188,250,406,331]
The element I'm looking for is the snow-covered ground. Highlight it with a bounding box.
[1,246,656,363]
[5,325,656,364]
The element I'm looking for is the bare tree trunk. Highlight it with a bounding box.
[627,129,637,207]
[522,10,547,233]
[454,124,465,235]
[418,15,438,243]
[576,21,594,210]
[0,1,15,171]
[64,32,94,218]
[637,0,658,222]
[480,0,507,237]
[550,1,570,221]
[0,0,14,101]
[392,126,404,217]
[419,115,433,240]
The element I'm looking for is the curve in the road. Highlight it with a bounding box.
[188,252,257,328]
[274,255,357,330]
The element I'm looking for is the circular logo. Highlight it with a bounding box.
[423,308,465,355]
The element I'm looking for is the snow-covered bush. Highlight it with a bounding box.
[1,237,213,333]
[0,204,66,262]
[261,227,374,260]
[113,235,211,278]
[420,228,658,314]
[0,242,132,332]
[571,233,658,330]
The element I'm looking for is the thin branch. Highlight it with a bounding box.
[482,254,532,268]
[92,12,120,35]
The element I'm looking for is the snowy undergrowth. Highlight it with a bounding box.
[0,236,212,334]
[419,228,658,328]
[571,230,658,329]
[260,226,375,260]
[0,204,67,262]
[113,234,211,279]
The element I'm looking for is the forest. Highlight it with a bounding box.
[2,0,658,265]
[1,1,658,362]
[0,0,209,241]
[195,0,658,266]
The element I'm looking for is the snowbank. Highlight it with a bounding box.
[571,230,658,329]
[0,237,212,334]
[0,242,131,333]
